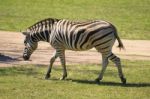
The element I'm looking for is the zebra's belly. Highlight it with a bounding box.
[64,45,93,51]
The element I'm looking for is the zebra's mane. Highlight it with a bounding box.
[27,18,60,31]
[26,18,103,33]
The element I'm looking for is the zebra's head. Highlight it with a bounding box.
[22,31,38,61]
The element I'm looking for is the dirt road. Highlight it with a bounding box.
[0,31,150,67]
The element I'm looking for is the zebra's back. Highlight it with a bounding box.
[51,19,116,51]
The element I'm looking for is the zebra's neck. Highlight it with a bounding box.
[30,30,50,42]
[27,18,60,43]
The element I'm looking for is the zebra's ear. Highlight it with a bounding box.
[22,31,28,36]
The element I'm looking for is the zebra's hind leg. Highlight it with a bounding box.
[95,54,109,84]
[45,51,58,79]
[108,53,126,84]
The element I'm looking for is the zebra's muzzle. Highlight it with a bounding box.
[23,47,30,61]
[23,54,30,61]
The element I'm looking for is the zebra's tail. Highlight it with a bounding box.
[112,25,125,50]
[115,33,125,50]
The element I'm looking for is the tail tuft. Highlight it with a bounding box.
[117,40,125,50]
[112,26,125,50]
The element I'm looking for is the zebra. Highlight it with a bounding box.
[22,18,126,84]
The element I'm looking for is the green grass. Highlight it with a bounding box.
[0,0,150,39]
[0,60,150,99]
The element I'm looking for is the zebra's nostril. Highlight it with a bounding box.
[23,55,30,61]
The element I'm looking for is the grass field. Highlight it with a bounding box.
[0,0,150,39]
[0,0,150,98]
[0,60,150,99]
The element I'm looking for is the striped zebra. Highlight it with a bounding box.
[22,18,126,84]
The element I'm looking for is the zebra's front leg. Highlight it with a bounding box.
[45,51,58,79]
[95,55,109,83]
[57,49,67,80]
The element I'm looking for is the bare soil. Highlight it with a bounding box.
[0,31,150,67]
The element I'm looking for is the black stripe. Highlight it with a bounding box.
[69,30,74,48]
[69,21,100,48]
[28,18,59,32]
[69,25,80,42]
[61,33,66,43]
[36,32,43,40]
[40,22,43,32]
[40,31,46,41]
[30,44,35,50]
[101,46,110,50]
[70,25,81,48]
[71,22,95,31]
[101,50,110,54]
[91,31,112,45]
[65,34,69,46]
[60,21,68,45]
[86,22,102,29]
[110,56,117,60]
[95,39,112,47]
[55,36,62,43]
[31,34,37,42]
[73,21,97,28]
[107,53,113,58]
[50,18,55,24]
[80,27,111,48]
[65,22,70,46]
[74,29,86,49]
[33,33,40,41]
[57,31,63,41]
[45,30,49,42]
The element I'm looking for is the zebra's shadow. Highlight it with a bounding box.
[0,53,19,63]
[68,79,150,87]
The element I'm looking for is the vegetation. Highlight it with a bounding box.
[0,60,150,99]
[0,1,149,98]
[0,0,150,39]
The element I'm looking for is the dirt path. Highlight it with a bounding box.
[0,31,150,67]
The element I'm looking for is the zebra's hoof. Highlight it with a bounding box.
[95,78,101,84]
[121,77,126,84]
[45,74,50,80]
[60,74,67,80]
[60,77,66,80]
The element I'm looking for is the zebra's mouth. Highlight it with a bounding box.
[23,55,30,61]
